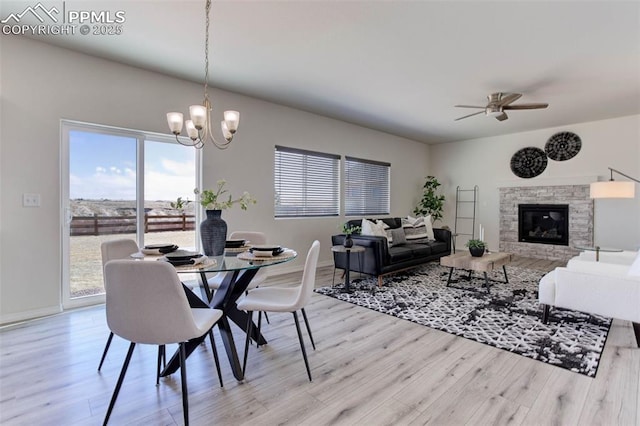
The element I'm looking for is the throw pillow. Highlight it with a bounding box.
[628,251,640,277]
[402,217,430,243]
[403,215,435,241]
[390,227,407,246]
[361,218,387,238]
[423,214,435,240]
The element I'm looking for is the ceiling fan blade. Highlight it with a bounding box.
[454,105,485,109]
[503,103,549,110]
[454,111,484,121]
[495,112,509,121]
[496,93,522,106]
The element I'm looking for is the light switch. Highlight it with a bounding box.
[23,193,41,207]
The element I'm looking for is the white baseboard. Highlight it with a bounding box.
[0,305,62,327]
[0,260,335,327]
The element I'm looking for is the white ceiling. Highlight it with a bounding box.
[4,0,640,144]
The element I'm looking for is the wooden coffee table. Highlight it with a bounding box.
[440,252,512,293]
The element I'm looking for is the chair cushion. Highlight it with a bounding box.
[237,286,300,312]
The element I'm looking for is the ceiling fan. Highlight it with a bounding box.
[454,92,548,121]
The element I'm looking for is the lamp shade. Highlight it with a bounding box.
[590,181,635,198]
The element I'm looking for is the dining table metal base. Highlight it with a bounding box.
[160,268,265,381]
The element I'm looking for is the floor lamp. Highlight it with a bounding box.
[589,167,639,255]
[590,167,639,199]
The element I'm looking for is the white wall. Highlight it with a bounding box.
[0,36,430,323]
[429,115,640,252]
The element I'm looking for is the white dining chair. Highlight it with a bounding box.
[237,240,320,381]
[98,239,141,372]
[102,259,223,426]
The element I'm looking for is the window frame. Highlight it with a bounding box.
[344,155,391,217]
[274,145,340,218]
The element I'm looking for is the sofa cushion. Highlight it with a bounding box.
[628,251,640,277]
[427,241,448,255]
[404,243,431,257]
[388,246,414,262]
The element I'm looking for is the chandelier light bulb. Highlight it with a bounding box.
[185,120,199,140]
[166,112,184,134]
[221,121,233,141]
[223,110,240,133]
[189,104,207,129]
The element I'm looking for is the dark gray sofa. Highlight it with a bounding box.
[331,217,452,287]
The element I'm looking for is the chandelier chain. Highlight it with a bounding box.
[204,0,210,101]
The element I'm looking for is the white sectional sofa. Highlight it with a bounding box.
[539,251,640,347]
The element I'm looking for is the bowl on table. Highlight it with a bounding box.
[250,245,284,257]
[225,239,246,248]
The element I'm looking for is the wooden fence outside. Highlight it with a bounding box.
[70,214,195,236]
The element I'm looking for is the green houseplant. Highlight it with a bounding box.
[413,176,445,223]
[465,239,486,257]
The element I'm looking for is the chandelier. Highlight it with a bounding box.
[166,0,239,149]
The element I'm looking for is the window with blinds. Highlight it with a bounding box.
[274,145,340,217]
[345,156,390,216]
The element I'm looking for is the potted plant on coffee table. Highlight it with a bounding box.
[465,239,486,257]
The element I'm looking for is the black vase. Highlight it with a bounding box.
[344,235,354,248]
[469,247,485,257]
[200,210,227,256]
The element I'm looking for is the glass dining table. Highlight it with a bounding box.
[151,249,297,381]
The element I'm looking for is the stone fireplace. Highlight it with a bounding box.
[499,185,593,262]
[518,204,569,246]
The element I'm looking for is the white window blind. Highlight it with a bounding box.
[274,145,340,217]
[345,156,390,216]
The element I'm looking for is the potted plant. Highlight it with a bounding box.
[465,239,486,257]
[194,180,256,256]
[413,176,445,223]
[341,223,361,248]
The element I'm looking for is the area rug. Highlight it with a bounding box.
[315,263,611,377]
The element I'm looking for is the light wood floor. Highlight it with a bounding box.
[1,256,638,425]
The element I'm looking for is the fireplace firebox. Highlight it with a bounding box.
[518,204,569,246]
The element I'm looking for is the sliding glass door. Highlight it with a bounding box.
[61,121,199,309]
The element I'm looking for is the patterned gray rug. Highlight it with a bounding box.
[315,263,611,377]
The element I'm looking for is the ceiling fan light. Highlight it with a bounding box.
[485,106,502,117]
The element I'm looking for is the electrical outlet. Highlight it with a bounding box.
[23,193,41,207]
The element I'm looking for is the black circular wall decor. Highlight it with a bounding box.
[510,147,548,178]
[545,131,582,161]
